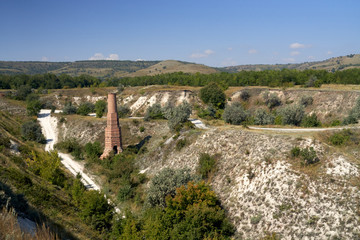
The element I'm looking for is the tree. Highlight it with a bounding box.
[278,104,304,126]
[95,100,107,118]
[163,101,192,131]
[62,102,77,115]
[223,102,248,125]
[254,108,274,125]
[77,102,95,116]
[26,100,42,116]
[144,104,165,121]
[118,105,131,118]
[146,168,199,207]
[21,121,46,143]
[199,82,226,109]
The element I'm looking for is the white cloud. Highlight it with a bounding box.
[327,51,333,55]
[290,42,306,49]
[221,58,237,66]
[290,51,300,56]
[248,49,258,54]
[283,58,296,63]
[89,53,119,60]
[189,49,215,59]
[41,56,49,61]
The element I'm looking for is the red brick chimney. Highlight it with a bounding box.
[100,93,122,159]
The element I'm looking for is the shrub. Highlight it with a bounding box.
[163,101,192,131]
[223,102,248,125]
[329,130,351,145]
[197,153,217,179]
[343,97,360,125]
[139,126,145,132]
[254,108,274,125]
[84,141,102,160]
[305,75,321,88]
[146,168,199,207]
[198,105,217,119]
[95,100,107,118]
[0,133,10,149]
[15,85,32,100]
[118,105,131,118]
[301,114,321,127]
[330,120,341,126]
[278,104,304,126]
[199,82,226,109]
[144,104,164,121]
[77,102,95,116]
[62,102,77,115]
[21,121,46,143]
[26,100,42,116]
[290,146,319,165]
[79,190,113,232]
[176,138,187,151]
[300,95,313,107]
[263,92,281,109]
[240,89,251,101]
[55,138,83,160]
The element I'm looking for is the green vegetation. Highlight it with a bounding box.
[117,105,131,118]
[197,153,217,179]
[263,92,281,109]
[144,103,165,121]
[95,99,107,118]
[163,101,192,131]
[55,138,84,160]
[301,113,321,127]
[254,108,274,125]
[328,129,360,146]
[175,138,187,151]
[223,102,248,125]
[77,102,95,116]
[299,95,314,107]
[199,82,226,109]
[343,96,360,125]
[62,102,77,115]
[278,104,305,126]
[290,146,319,165]
[21,121,46,143]
[146,168,199,207]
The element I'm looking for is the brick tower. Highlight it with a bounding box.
[100,93,122,159]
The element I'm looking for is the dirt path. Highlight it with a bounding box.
[38,109,100,190]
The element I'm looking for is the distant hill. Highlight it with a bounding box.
[0,54,359,78]
[222,53,360,72]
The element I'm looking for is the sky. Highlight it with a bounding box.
[0,0,359,67]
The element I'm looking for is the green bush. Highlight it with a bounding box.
[290,146,301,157]
[240,89,251,101]
[21,121,46,143]
[0,132,10,149]
[278,104,304,126]
[95,100,107,118]
[146,168,199,207]
[84,141,102,160]
[26,100,42,116]
[163,101,192,131]
[254,108,274,125]
[55,138,83,160]
[144,104,164,121]
[223,102,248,125]
[329,130,351,145]
[301,114,321,127]
[139,126,145,132]
[176,138,187,151]
[343,97,360,125]
[62,102,77,115]
[330,120,341,126]
[77,102,95,116]
[15,85,32,100]
[290,146,319,165]
[118,105,131,118]
[263,92,281,109]
[197,153,217,179]
[199,82,226,109]
[300,95,313,107]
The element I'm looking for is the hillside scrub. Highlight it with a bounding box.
[117,105,131,118]
[77,102,95,116]
[263,92,281,109]
[343,96,360,124]
[163,101,192,131]
[290,146,319,165]
[253,108,275,125]
[278,104,305,126]
[197,153,217,179]
[223,102,248,125]
[199,82,226,109]
[21,121,46,143]
[62,102,77,115]
[144,103,165,121]
[95,99,107,118]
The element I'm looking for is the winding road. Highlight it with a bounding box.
[38,109,100,190]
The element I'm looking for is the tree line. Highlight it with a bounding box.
[1,68,360,90]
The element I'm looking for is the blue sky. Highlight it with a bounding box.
[0,0,359,66]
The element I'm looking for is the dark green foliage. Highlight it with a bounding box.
[79,190,113,232]
[84,141,102,160]
[55,138,83,160]
[199,82,226,109]
[343,97,360,125]
[329,130,352,145]
[290,147,301,157]
[163,101,192,131]
[26,100,42,116]
[0,132,10,149]
[198,153,217,179]
[139,126,145,132]
[301,114,321,127]
[254,108,274,125]
[144,104,165,121]
[77,102,95,116]
[117,105,131,118]
[62,102,77,115]
[95,100,107,118]
[278,104,304,126]
[300,95,313,107]
[304,75,322,88]
[240,89,251,101]
[263,92,281,109]
[198,105,217,119]
[21,121,46,143]
[330,120,341,126]
[290,146,319,165]
[175,138,187,151]
[223,102,248,125]
[14,85,32,100]
[146,168,199,207]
